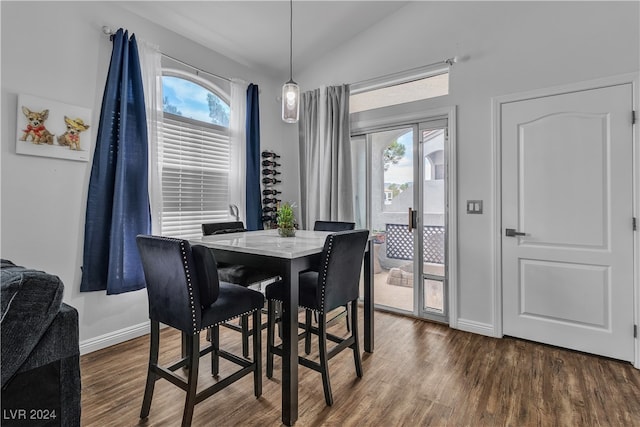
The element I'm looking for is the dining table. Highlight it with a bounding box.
[189,229,374,426]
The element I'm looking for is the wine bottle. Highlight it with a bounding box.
[262,177,282,185]
[262,197,281,205]
[262,206,277,213]
[262,169,281,176]
[261,215,275,221]
[261,151,281,159]
[262,160,282,167]
[262,189,282,196]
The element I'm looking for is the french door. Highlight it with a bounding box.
[353,119,449,322]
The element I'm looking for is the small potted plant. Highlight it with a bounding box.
[276,202,296,237]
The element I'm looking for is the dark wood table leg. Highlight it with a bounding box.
[364,240,374,353]
[281,260,299,426]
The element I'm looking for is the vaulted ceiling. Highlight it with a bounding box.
[117,1,409,78]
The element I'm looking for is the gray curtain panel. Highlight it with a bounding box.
[298,85,354,229]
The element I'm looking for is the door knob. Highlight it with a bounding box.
[505,228,526,237]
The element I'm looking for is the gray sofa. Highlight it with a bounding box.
[1,259,81,427]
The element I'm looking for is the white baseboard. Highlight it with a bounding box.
[455,318,497,337]
[79,321,150,355]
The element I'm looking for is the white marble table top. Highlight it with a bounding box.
[189,229,334,259]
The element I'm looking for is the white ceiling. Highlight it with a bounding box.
[117,1,408,79]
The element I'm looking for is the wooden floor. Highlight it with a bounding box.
[80,311,640,426]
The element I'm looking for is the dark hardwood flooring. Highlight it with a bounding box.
[80,310,640,426]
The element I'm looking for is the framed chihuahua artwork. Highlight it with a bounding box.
[16,94,92,162]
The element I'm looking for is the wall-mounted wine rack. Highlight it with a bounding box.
[261,150,281,229]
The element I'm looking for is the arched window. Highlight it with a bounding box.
[162,72,230,126]
[159,70,231,238]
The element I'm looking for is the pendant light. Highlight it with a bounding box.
[282,0,299,123]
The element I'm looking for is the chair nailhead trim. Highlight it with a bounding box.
[179,240,198,334]
[270,299,319,313]
[319,235,334,312]
[197,308,260,333]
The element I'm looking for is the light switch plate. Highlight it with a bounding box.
[467,200,483,214]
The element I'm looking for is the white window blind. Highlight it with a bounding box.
[160,114,230,239]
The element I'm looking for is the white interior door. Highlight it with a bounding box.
[501,83,635,361]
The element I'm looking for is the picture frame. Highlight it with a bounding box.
[16,94,92,162]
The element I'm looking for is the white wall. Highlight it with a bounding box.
[3,0,638,350]
[296,1,640,330]
[0,1,287,350]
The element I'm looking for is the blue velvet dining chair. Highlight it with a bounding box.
[265,229,369,406]
[313,220,356,232]
[136,235,264,427]
[305,220,357,352]
[202,221,276,287]
[202,221,277,357]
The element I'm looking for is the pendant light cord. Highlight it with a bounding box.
[289,0,293,81]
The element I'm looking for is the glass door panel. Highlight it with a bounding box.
[424,277,445,313]
[353,119,448,321]
[351,135,367,230]
[369,127,415,313]
[419,122,447,320]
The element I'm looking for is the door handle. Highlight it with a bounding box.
[408,208,418,232]
[505,228,526,237]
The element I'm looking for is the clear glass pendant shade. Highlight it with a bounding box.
[282,80,300,123]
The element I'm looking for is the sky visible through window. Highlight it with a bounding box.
[384,130,445,185]
[162,76,230,126]
[385,132,413,185]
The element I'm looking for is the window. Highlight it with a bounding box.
[162,75,230,126]
[349,67,449,114]
[160,71,231,239]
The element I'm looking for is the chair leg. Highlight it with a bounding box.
[266,299,275,379]
[350,301,363,378]
[304,309,312,354]
[252,311,262,397]
[345,304,351,332]
[276,301,282,339]
[318,312,333,406]
[182,333,200,427]
[210,325,219,377]
[181,332,188,359]
[140,320,160,419]
[241,316,250,358]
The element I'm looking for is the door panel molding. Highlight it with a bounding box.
[519,259,610,329]
[492,72,639,367]
[517,112,610,250]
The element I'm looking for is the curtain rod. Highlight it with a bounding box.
[350,56,458,94]
[161,53,231,83]
[101,26,231,83]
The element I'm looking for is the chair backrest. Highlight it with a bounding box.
[136,235,220,334]
[316,230,369,312]
[313,220,356,232]
[202,221,246,236]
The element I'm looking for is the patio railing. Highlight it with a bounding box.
[385,223,445,264]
